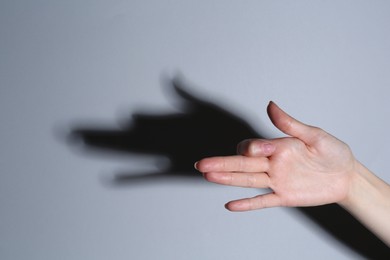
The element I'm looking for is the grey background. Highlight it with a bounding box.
[1,1,390,259]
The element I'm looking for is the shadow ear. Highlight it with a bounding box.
[160,75,203,112]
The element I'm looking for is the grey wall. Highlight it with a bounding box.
[1,1,390,259]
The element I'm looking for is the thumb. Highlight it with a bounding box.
[267,101,323,146]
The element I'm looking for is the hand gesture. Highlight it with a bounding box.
[195,102,357,211]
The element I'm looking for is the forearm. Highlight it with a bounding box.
[339,161,390,247]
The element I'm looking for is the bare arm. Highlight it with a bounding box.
[339,161,390,246]
[195,101,390,246]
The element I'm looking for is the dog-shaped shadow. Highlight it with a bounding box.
[69,79,260,183]
[69,79,390,258]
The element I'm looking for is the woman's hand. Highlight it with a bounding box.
[195,102,358,211]
[195,101,390,246]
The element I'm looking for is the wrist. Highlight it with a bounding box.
[338,160,390,246]
[338,160,370,209]
[338,160,389,210]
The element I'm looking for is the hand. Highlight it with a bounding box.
[195,102,358,211]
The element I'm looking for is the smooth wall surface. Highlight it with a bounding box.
[1,1,390,259]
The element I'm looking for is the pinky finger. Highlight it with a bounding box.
[225,193,282,211]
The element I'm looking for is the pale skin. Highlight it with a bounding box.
[195,101,390,247]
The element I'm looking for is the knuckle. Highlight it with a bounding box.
[238,156,244,171]
[312,126,325,136]
[246,173,257,188]
[253,196,267,209]
[227,173,234,185]
[249,198,256,210]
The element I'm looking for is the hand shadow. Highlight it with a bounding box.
[68,78,389,258]
[69,78,260,184]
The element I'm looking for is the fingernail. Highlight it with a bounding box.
[237,139,250,154]
[194,161,199,170]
